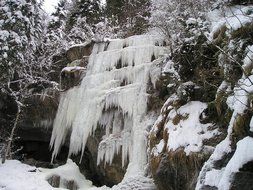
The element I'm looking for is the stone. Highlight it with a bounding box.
[231,172,253,190]
[151,150,207,190]
[66,42,93,62]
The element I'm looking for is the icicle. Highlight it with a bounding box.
[50,35,167,173]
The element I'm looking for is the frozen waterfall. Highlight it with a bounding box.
[50,35,167,177]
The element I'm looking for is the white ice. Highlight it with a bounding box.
[50,35,167,181]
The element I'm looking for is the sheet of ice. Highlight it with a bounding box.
[50,34,167,179]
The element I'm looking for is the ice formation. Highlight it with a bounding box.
[50,35,166,177]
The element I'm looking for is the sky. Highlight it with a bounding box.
[42,0,59,13]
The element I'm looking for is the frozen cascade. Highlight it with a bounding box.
[50,35,167,179]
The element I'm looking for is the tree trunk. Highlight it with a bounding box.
[2,105,21,164]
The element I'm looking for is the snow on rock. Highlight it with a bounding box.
[196,38,253,189]
[0,159,155,190]
[204,169,223,187]
[61,66,85,73]
[250,117,253,132]
[207,5,253,40]
[243,45,253,75]
[165,101,219,155]
[162,59,180,80]
[0,160,53,190]
[152,139,165,157]
[226,75,253,114]
[201,137,253,190]
[217,137,253,190]
[40,159,94,190]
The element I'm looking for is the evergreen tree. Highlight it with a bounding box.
[0,0,49,162]
[105,0,124,23]
[0,0,45,85]
[66,0,103,31]
[48,0,69,30]
[105,0,150,37]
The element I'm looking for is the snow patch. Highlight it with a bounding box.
[40,159,93,190]
[0,160,52,190]
[165,101,219,155]
[217,137,253,190]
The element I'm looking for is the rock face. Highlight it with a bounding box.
[152,151,206,190]
[149,95,224,190]
[148,5,253,190]
[0,90,18,140]
[66,42,93,62]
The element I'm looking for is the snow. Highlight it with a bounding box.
[243,45,253,74]
[152,139,165,157]
[42,0,59,14]
[40,159,94,190]
[207,5,253,39]
[50,35,167,182]
[165,101,219,155]
[226,75,253,114]
[216,81,231,98]
[162,59,180,80]
[0,160,53,190]
[62,66,85,72]
[0,159,155,190]
[217,137,253,190]
[250,117,253,132]
[196,35,253,189]
[204,169,223,187]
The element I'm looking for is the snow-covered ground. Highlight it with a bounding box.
[0,159,155,190]
[0,159,94,190]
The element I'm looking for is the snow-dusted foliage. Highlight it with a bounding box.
[0,0,45,84]
[50,35,167,178]
[149,0,214,47]
[65,0,105,43]
[105,0,150,38]
[67,17,94,44]
[207,4,253,40]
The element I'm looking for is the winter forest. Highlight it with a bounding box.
[1,0,253,189]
